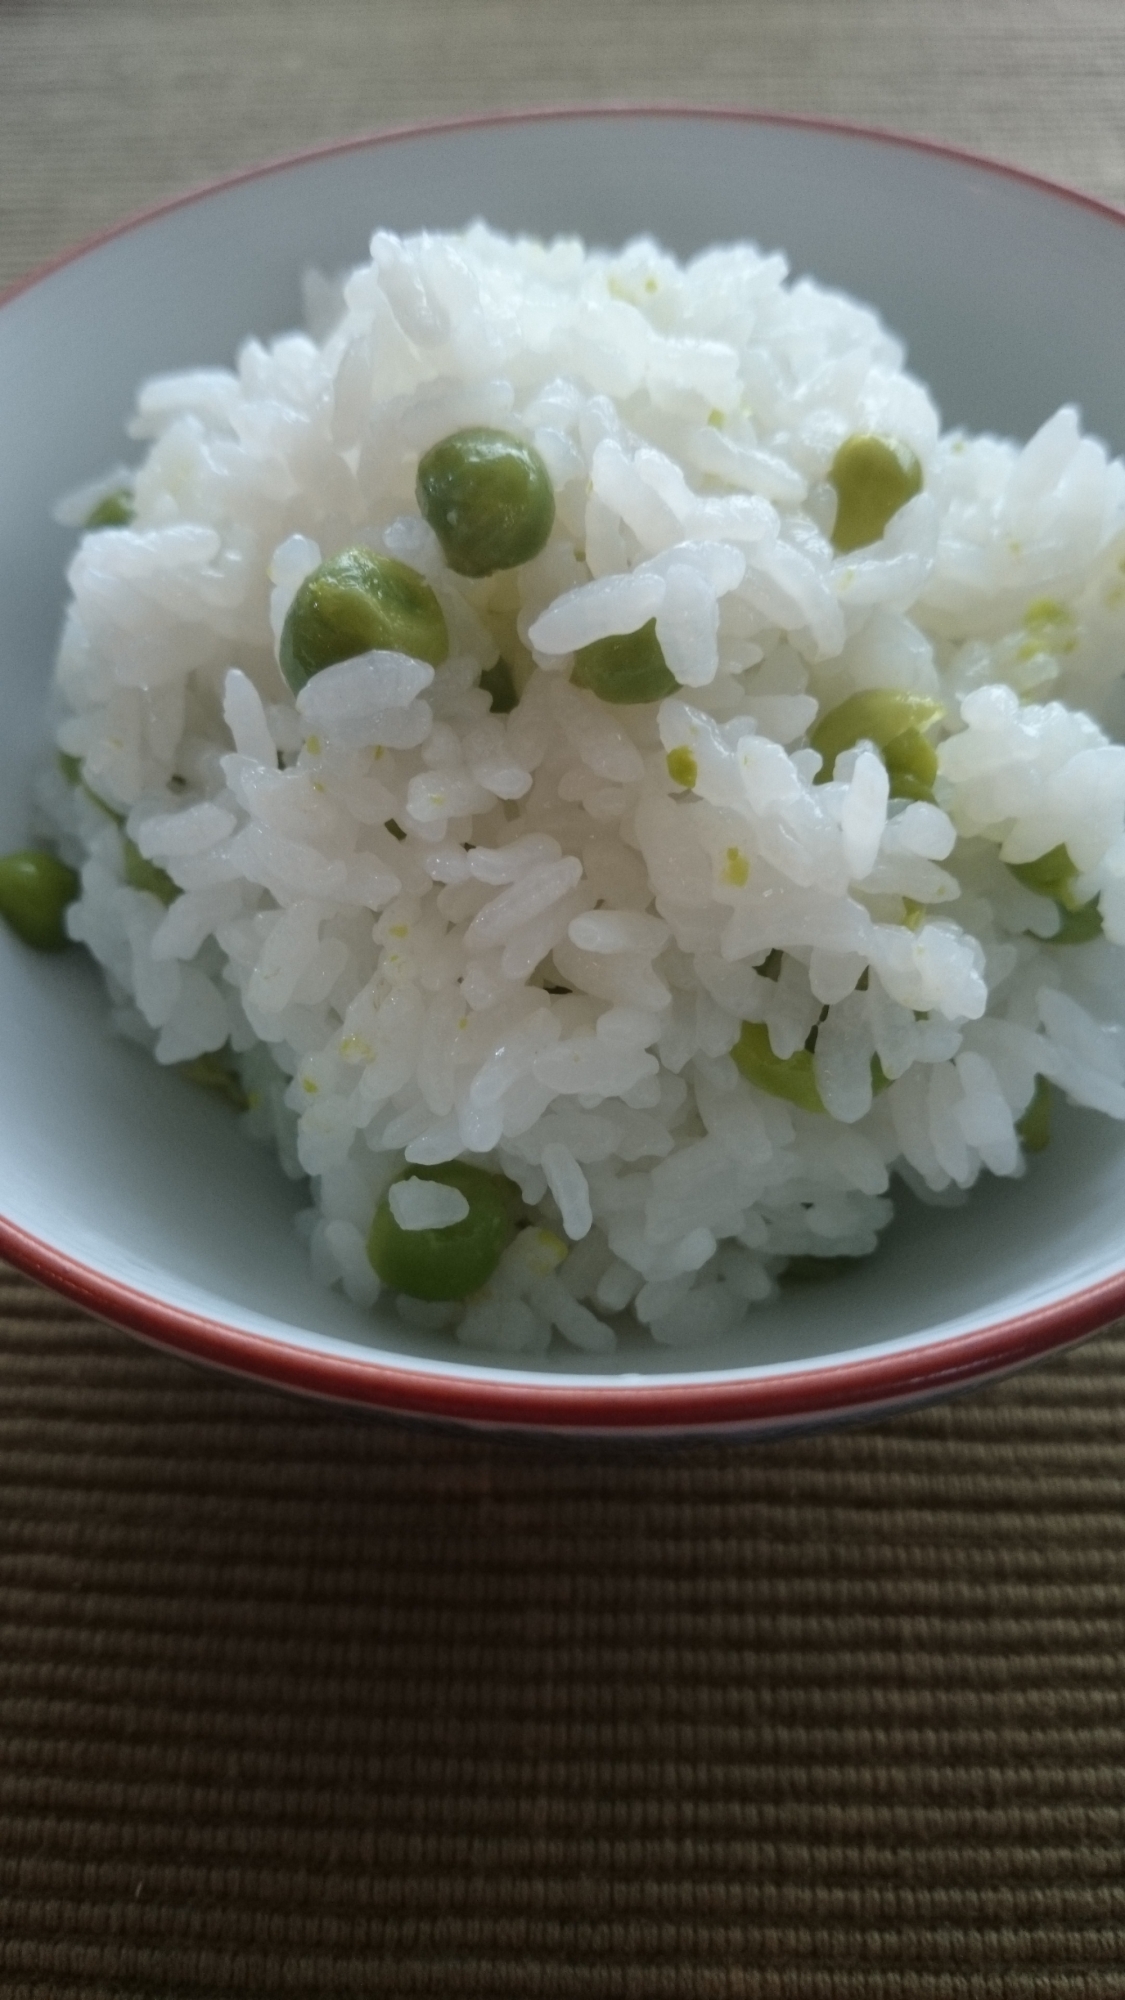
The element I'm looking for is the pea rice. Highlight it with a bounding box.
[37,224,1125,1355]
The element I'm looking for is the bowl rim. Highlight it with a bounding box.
[4,102,1125,318]
[4,1204,1124,1429]
[3,103,1125,1431]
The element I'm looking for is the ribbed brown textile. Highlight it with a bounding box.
[1,1263,1124,1998]
[4,3,1125,1994]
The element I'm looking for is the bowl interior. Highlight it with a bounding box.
[2,111,1125,1390]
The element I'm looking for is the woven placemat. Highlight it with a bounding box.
[3,3,1125,1993]
[1,1263,1123,1999]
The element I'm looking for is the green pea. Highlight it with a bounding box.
[367,1160,520,1301]
[1049,903,1103,945]
[1007,844,1074,900]
[732,1019,825,1114]
[84,488,134,530]
[479,657,519,714]
[734,1015,890,1112]
[810,688,944,800]
[1007,843,1102,944]
[279,548,449,695]
[0,849,79,951]
[665,746,697,789]
[883,730,939,803]
[1017,1075,1051,1153]
[571,619,678,705]
[829,434,923,554]
[416,428,555,578]
[123,836,178,905]
[177,1049,249,1112]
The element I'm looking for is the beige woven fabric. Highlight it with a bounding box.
[2,0,1125,294]
[2,4,1125,1993]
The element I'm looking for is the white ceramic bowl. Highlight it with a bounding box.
[3,110,1125,1435]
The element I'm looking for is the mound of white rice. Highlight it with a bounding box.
[39,224,1125,1355]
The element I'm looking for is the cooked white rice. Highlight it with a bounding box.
[39,223,1125,1355]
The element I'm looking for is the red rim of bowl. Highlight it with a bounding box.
[3,104,1124,1431]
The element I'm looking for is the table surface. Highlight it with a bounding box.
[3,5,1125,1996]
